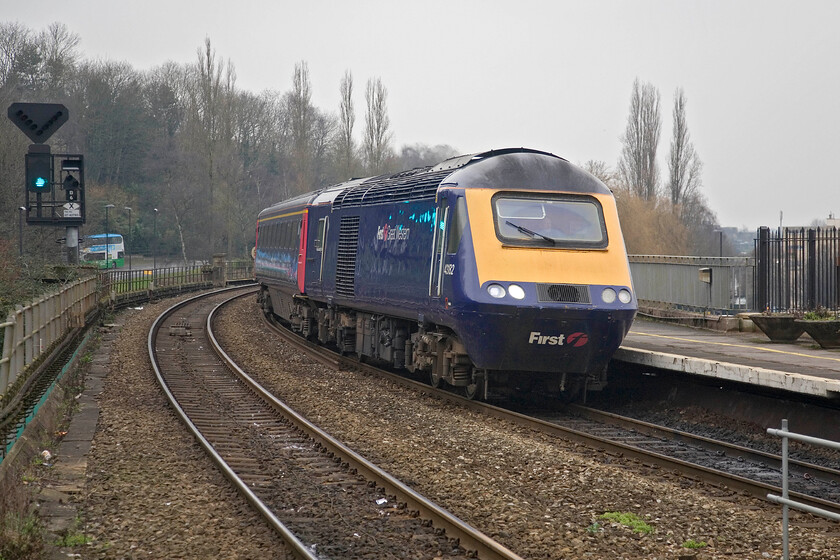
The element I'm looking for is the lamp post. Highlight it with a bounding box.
[124,206,132,270]
[153,208,158,271]
[105,204,114,269]
[18,206,25,257]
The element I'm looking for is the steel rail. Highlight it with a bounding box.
[569,403,840,483]
[148,286,318,560]
[220,296,526,560]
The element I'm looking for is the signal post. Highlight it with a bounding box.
[8,103,86,264]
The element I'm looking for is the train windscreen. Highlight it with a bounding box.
[493,193,607,248]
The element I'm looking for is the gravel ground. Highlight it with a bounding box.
[36,290,840,559]
[79,296,293,559]
[212,296,840,560]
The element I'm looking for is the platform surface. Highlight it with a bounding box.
[615,318,840,398]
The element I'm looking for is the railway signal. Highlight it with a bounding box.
[6,104,86,226]
[26,146,53,192]
[7,102,85,263]
[63,174,79,202]
[7,102,68,144]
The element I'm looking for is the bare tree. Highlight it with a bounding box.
[73,60,148,184]
[363,77,392,174]
[615,190,691,255]
[398,143,458,169]
[667,87,703,211]
[0,22,39,91]
[0,23,39,244]
[287,61,314,194]
[38,22,80,95]
[174,37,239,257]
[311,110,336,187]
[336,70,356,179]
[581,159,618,190]
[618,78,661,200]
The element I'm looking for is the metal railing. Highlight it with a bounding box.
[1,259,254,399]
[0,277,98,397]
[766,419,840,560]
[101,266,211,295]
[629,255,754,313]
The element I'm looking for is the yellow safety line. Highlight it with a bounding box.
[627,331,840,364]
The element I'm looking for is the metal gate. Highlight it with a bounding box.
[755,226,840,312]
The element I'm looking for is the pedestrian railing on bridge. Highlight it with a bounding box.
[629,255,754,314]
[629,226,840,316]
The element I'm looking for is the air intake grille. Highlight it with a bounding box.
[336,216,360,298]
[537,283,591,304]
[333,169,451,209]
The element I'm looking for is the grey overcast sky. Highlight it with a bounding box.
[4,0,838,230]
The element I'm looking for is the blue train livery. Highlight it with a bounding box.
[255,148,637,399]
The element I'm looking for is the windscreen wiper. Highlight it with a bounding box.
[505,220,555,245]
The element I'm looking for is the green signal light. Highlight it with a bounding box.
[35,177,47,188]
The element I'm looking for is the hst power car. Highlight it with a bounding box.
[255,148,636,399]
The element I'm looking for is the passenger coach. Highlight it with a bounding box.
[255,148,637,399]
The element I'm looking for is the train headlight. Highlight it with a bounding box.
[487,283,506,299]
[601,287,617,303]
[508,284,526,300]
[618,289,632,304]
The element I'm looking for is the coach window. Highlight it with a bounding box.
[282,222,291,249]
[267,223,276,249]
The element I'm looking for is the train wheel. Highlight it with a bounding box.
[460,369,486,400]
[429,369,443,388]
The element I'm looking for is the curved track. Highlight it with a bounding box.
[149,287,523,560]
[259,308,840,519]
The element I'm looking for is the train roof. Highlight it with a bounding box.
[258,148,610,219]
[444,148,610,195]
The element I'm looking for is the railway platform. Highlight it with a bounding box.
[615,317,840,399]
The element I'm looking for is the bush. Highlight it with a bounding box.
[0,469,44,560]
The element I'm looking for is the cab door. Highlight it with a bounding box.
[429,200,450,299]
[307,215,328,293]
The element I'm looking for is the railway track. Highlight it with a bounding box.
[148,286,524,560]
[535,404,840,515]
[257,308,840,521]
